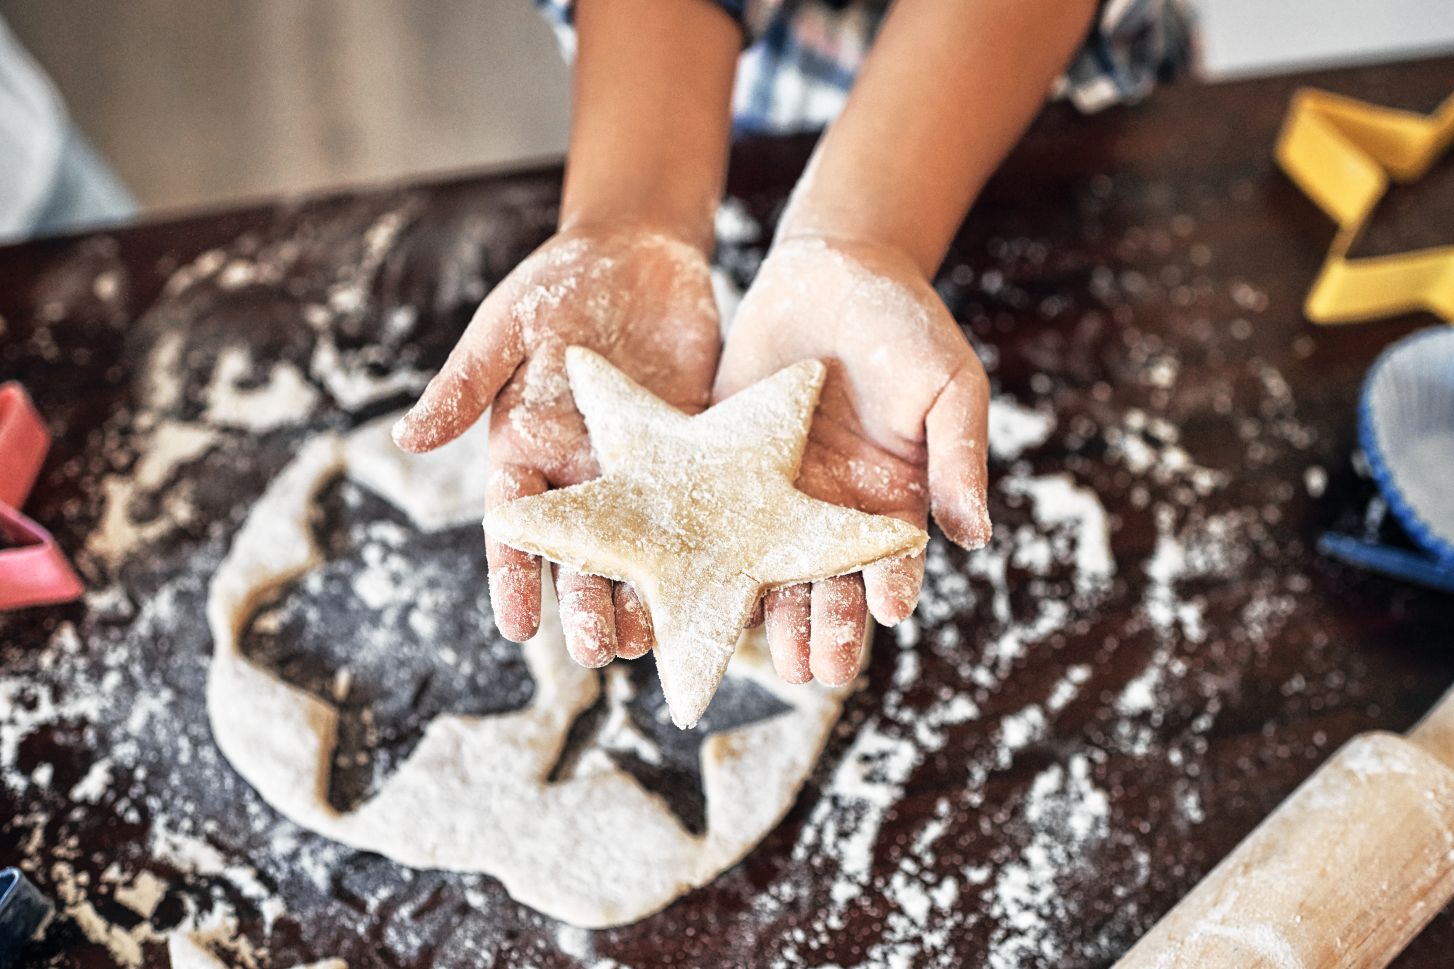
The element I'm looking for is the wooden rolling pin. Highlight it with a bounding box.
[1116,686,1454,969]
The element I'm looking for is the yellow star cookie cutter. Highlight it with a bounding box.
[1275,87,1454,325]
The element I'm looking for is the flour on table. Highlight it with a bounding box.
[204,345,321,433]
[309,333,430,412]
[42,855,263,969]
[989,395,1056,461]
[168,932,345,969]
[87,420,219,563]
[4,172,1363,967]
[714,198,761,248]
[754,334,1301,966]
[132,423,220,491]
[68,756,113,803]
[111,870,168,919]
[151,822,286,930]
[985,755,1110,969]
[1003,473,1115,593]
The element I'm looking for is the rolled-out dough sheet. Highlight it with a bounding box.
[205,413,855,927]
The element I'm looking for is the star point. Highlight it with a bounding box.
[486,347,926,728]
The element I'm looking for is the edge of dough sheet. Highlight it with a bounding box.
[204,411,860,928]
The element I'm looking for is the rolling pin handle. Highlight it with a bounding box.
[1408,685,1454,769]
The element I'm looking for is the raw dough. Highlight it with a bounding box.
[168,933,344,969]
[205,413,857,928]
[486,347,926,727]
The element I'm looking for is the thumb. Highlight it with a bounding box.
[926,359,992,549]
[393,296,522,453]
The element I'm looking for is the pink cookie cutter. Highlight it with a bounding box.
[0,383,83,610]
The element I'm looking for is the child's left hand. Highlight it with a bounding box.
[714,234,991,686]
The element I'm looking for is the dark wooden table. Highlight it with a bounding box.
[3,56,1453,969]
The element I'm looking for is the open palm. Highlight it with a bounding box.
[715,235,991,686]
[394,227,720,666]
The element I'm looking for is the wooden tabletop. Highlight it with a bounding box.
[3,55,1453,968]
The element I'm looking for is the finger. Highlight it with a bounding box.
[809,573,867,687]
[864,550,925,627]
[764,585,812,684]
[926,358,992,549]
[484,463,546,642]
[393,297,522,453]
[554,565,618,668]
[613,583,654,660]
[747,596,765,629]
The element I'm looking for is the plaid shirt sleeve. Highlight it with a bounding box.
[535,0,1196,134]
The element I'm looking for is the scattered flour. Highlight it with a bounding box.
[204,346,321,433]
[68,757,113,803]
[714,198,761,247]
[3,174,1346,968]
[151,824,287,931]
[133,423,220,492]
[87,422,219,563]
[112,870,169,919]
[984,755,1109,969]
[1002,474,1115,593]
[988,395,1056,461]
[309,335,430,412]
[1303,464,1327,498]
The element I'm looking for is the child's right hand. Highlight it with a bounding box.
[393,226,720,666]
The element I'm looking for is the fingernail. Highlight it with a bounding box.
[390,413,414,448]
[816,664,857,688]
[884,598,915,627]
[779,662,812,685]
[392,408,433,452]
[967,496,993,549]
[974,517,992,548]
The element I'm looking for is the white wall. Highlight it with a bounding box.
[1199,0,1454,78]
[2,0,574,213]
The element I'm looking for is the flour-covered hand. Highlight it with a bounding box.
[394,227,720,664]
[715,235,991,686]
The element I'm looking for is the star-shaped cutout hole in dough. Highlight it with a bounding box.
[486,347,928,728]
[550,660,792,834]
[241,475,534,812]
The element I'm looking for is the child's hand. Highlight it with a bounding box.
[394,227,720,665]
[715,234,990,686]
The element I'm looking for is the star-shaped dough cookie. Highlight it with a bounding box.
[485,347,927,728]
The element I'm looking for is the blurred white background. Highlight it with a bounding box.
[1200,0,1454,78]
[2,0,1451,218]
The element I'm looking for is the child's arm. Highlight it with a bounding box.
[780,0,1098,275]
[395,0,738,664]
[717,0,1098,686]
[561,0,740,251]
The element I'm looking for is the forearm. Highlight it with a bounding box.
[560,0,740,254]
[778,0,1097,277]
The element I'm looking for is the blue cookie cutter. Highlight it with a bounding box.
[1320,327,1454,592]
[0,867,52,965]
